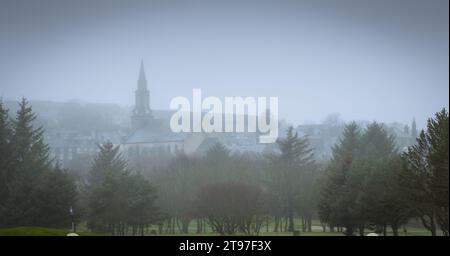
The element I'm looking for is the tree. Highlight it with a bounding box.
[357,122,400,235]
[86,141,129,234]
[359,122,397,159]
[426,109,449,235]
[0,101,13,219]
[125,172,161,236]
[153,153,199,234]
[318,122,361,236]
[274,126,314,232]
[151,143,263,235]
[357,156,411,236]
[86,141,160,235]
[33,164,78,228]
[0,98,52,227]
[196,181,266,235]
[296,163,321,232]
[10,98,51,174]
[319,122,403,236]
[400,131,439,235]
[0,99,78,229]
[402,109,449,235]
[88,141,127,189]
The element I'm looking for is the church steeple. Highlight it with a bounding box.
[411,117,417,139]
[131,59,153,130]
[139,59,146,83]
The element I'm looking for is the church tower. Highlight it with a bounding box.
[411,117,418,139]
[131,60,153,130]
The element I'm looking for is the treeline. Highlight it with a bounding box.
[318,110,448,236]
[0,98,448,236]
[0,99,162,234]
[148,128,319,235]
[143,110,448,236]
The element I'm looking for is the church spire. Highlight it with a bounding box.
[139,58,146,82]
[411,117,418,139]
[131,59,153,130]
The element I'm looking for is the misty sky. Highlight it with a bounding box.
[0,0,448,128]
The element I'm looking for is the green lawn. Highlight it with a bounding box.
[0,219,436,236]
[140,218,436,236]
[0,227,96,236]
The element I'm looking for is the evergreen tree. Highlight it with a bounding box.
[426,109,449,235]
[10,98,51,173]
[87,141,128,233]
[411,118,418,139]
[350,122,400,235]
[359,122,397,159]
[86,141,160,235]
[0,101,13,223]
[318,122,361,236]
[33,164,78,228]
[88,141,127,188]
[125,172,160,235]
[319,122,406,236]
[402,109,449,235]
[275,126,314,232]
[0,100,12,170]
[1,98,51,227]
[0,98,77,228]
[357,156,411,236]
[400,130,439,235]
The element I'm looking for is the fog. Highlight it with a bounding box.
[0,0,448,127]
[0,0,449,237]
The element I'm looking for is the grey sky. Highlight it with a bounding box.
[0,0,448,128]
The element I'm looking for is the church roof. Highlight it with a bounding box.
[194,137,220,154]
[123,128,187,144]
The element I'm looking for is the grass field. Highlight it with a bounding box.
[0,219,436,236]
[149,218,435,236]
[74,217,435,236]
[0,227,96,236]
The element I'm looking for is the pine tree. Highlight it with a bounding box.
[1,99,79,229]
[88,141,127,188]
[1,98,51,227]
[87,141,128,233]
[275,126,314,232]
[0,100,12,169]
[0,101,13,225]
[319,122,405,236]
[359,122,397,159]
[318,122,361,236]
[125,172,160,235]
[11,98,50,171]
[402,108,448,235]
[400,130,438,235]
[427,109,449,235]
[87,141,160,235]
[411,118,418,139]
[356,123,408,236]
[33,164,78,228]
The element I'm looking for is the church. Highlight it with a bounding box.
[121,61,215,157]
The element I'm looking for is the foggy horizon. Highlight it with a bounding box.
[1,0,448,128]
